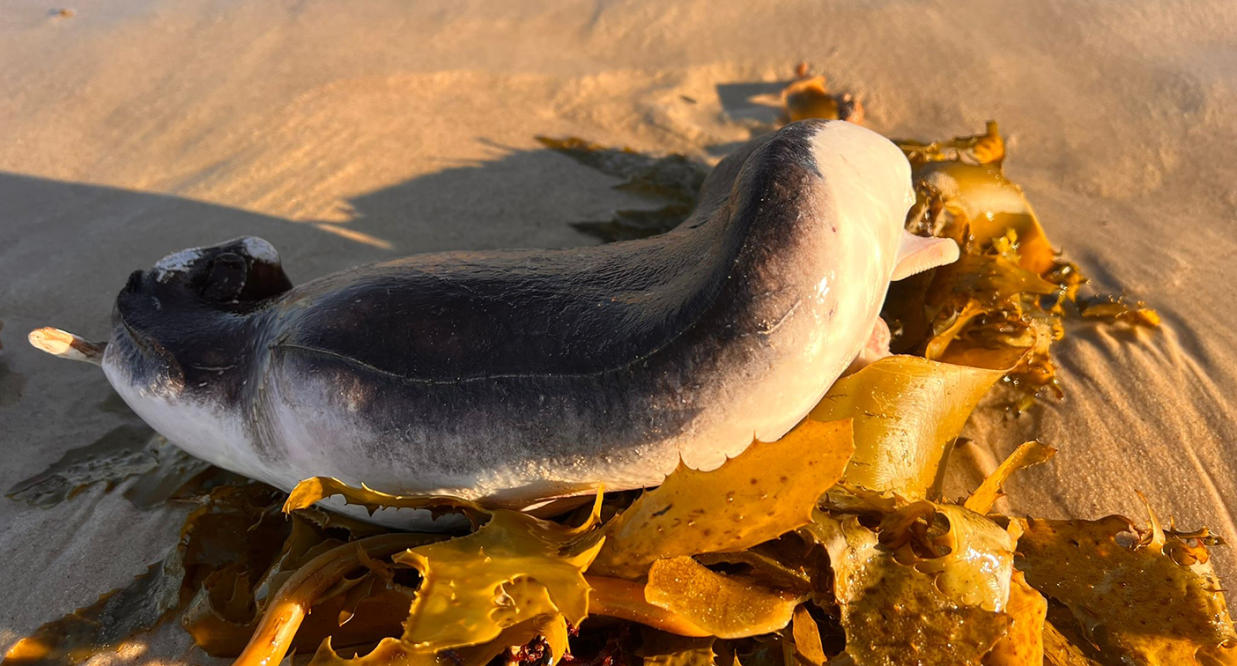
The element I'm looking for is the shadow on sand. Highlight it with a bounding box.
[0,144,666,327]
[0,141,670,658]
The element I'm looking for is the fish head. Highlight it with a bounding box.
[144,235,292,306]
[102,236,291,402]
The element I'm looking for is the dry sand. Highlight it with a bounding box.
[1,0,1235,661]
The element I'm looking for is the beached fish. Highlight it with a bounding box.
[30,120,957,525]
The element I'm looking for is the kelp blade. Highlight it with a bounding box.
[391,506,602,657]
[284,476,488,523]
[985,571,1048,666]
[810,355,1004,500]
[876,502,1016,613]
[644,557,803,640]
[911,160,1056,275]
[964,441,1056,515]
[591,419,853,578]
[1015,516,1237,664]
[807,512,1012,664]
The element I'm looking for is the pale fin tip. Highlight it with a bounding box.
[28,327,105,365]
[892,232,960,281]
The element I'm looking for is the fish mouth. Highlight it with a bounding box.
[114,271,162,355]
[109,270,188,397]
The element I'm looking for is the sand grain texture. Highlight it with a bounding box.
[1,0,1235,661]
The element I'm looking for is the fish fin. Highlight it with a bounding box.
[28,327,106,365]
[844,316,892,375]
[891,232,960,281]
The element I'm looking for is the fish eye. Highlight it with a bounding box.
[201,251,248,302]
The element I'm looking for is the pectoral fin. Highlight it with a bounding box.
[844,316,892,376]
[891,232,960,281]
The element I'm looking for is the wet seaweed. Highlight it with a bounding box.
[6,428,243,510]
[2,557,183,665]
[536,136,708,242]
[6,424,158,508]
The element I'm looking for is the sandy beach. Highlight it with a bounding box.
[2,0,1235,661]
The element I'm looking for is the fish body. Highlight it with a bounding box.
[92,120,956,524]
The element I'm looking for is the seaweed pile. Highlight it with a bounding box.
[5,75,1226,666]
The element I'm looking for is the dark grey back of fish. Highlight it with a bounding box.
[245,122,826,491]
